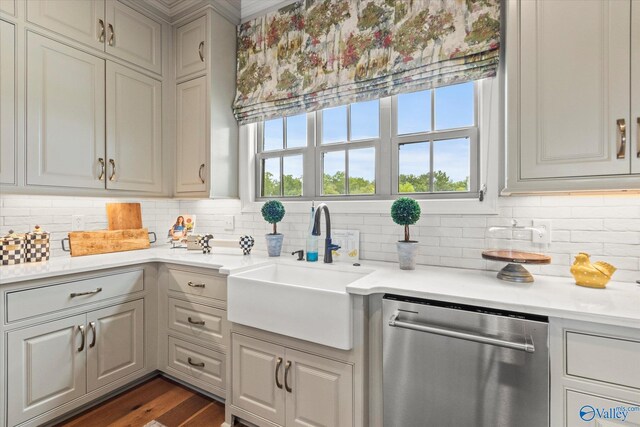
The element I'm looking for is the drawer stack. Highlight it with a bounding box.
[551,320,640,427]
[161,267,228,398]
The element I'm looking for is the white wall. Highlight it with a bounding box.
[3,194,636,283]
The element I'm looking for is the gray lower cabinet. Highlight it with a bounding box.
[7,315,87,426]
[551,319,640,427]
[231,333,354,427]
[159,266,228,399]
[7,300,144,426]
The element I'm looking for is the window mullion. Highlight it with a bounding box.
[380,96,392,196]
[429,139,434,192]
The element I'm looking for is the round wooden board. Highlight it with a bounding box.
[482,250,551,264]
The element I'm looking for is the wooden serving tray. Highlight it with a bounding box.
[68,228,150,257]
[482,250,551,264]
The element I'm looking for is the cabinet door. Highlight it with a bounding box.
[176,76,207,193]
[106,62,162,192]
[232,334,285,425]
[0,20,15,184]
[285,349,353,427]
[175,15,206,79]
[518,0,631,179]
[7,315,87,426]
[632,1,640,175]
[105,0,161,74]
[87,300,144,392]
[0,0,15,16]
[566,390,640,426]
[26,0,105,49]
[26,32,106,189]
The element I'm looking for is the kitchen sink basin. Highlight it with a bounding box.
[227,263,371,350]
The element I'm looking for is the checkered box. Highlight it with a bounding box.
[25,232,50,262]
[1,236,26,266]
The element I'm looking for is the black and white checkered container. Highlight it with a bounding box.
[0,234,26,266]
[25,231,50,262]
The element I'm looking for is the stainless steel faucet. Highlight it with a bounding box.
[311,203,341,263]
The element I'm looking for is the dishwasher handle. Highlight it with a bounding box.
[388,313,535,353]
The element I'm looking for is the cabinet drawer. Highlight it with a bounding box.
[168,298,226,347]
[168,336,225,390]
[167,268,226,303]
[566,332,640,390]
[566,390,640,426]
[6,269,144,322]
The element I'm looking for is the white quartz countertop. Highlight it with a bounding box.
[0,246,272,284]
[1,246,638,328]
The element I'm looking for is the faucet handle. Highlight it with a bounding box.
[291,249,304,261]
[328,243,341,251]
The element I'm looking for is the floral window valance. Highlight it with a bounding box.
[233,0,500,125]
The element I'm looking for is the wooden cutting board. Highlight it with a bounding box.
[69,229,150,257]
[106,203,143,230]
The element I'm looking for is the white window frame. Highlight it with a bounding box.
[242,77,500,215]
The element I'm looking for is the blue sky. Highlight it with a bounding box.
[264,81,474,186]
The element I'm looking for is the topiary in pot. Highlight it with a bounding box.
[262,200,285,256]
[391,197,421,270]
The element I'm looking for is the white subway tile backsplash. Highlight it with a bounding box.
[1,194,638,283]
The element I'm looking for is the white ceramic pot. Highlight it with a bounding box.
[396,241,419,270]
[265,233,284,257]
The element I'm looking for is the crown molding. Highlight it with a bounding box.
[241,0,296,22]
[133,0,241,24]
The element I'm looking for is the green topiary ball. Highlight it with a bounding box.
[261,200,285,224]
[391,197,421,226]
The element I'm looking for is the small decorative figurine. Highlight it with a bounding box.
[197,234,214,254]
[570,252,617,289]
[239,235,255,255]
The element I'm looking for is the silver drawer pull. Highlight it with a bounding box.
[77,325,85,352]
[284,361,292,392]
[188,357,205,368]
[275,357,283,389]
[187,281,205,288]
[108,23,115,46]
[637,117,639,158]
[70,288,103,298]
[187,317,205,326]
[89,321,97,348]
[389,313,535,353]
[98,19,105,43]
[617,119,626,159]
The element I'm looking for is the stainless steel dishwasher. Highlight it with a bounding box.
[383,294,549,427]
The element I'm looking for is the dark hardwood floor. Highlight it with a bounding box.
[55,376,234,427]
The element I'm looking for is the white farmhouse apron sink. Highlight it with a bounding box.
[227,263,370,350]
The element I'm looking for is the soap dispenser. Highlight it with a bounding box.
[306,202,318,262]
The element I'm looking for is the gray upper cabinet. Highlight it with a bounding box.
[26,0,161,75]
[175,15,206,81]
[105,0,162,75]
[26,32,106,189]
[0,20,16,184]
[176,76,208,193]
[632,1,640,175]
[27,0,106,49]
[106,62,162,192]
[505,0,639,193]
[174,10,238,198]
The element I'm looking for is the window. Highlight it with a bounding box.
[257,114,307,197]
[256,81,479,200]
